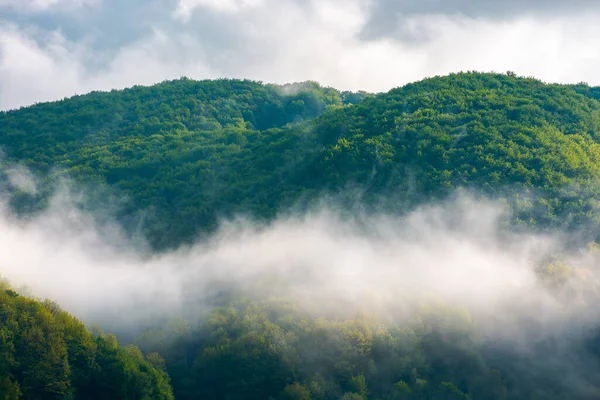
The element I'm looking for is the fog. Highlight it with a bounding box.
[1,183,599,344]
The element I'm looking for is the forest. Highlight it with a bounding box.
[3,72,600,399]
[0,278,173,400]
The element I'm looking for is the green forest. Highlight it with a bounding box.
[3,73,600,248]
[0,278,173,400]
[3,72,600,399]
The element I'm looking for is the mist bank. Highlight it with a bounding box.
[0,185,598,336]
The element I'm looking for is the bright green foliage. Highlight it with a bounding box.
[0,283,174,400]
[307,73,600,236]
[6,73,600,248]
[281,382,312,400]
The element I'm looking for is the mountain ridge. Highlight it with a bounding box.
[3,71,600,249]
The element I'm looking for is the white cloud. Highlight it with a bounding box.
[0,0,96,12]
[2,0,600,109]
[0,25,218,109]
[0,27,84,108]
[174,0,264,21]
[5,165,38,194]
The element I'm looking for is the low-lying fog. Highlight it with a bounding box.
[1,183,599,344]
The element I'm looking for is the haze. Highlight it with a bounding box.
[1,182,598,343]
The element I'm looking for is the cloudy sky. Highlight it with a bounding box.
[1,0,600,110]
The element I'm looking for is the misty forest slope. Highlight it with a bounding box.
[3,73,600,248]
[5,72,600,400]
[0,279,173,400]
[132,290,600,400]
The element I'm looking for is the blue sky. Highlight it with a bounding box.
[1,0,600,110]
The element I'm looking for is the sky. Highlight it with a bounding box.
[1,0,600,110]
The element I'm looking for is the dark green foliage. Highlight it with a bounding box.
[0,282,174,400]
[134,297,600,400]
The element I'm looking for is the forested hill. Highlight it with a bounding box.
[2,72,600,248]
[0,279,173,400]
[5,73,600,400]
[0,78,371,248]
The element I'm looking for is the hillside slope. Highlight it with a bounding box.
[0,79,366,248]
[0,279,173,400]
[304,73,600,235]
[2,73,600,247]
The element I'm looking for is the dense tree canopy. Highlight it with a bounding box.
[3,72,600,248]
[0,278,173,400]
[0,79,370,248]
[134,292,600,400]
